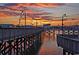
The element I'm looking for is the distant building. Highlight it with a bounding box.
[43,24,51,27]
[16,25,34,28]
[0,24,15,28]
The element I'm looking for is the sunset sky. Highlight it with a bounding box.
[0,3,79,26]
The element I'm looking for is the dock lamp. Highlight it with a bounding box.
[62,14,67,35]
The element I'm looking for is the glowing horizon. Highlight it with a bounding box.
[0,3,79,26]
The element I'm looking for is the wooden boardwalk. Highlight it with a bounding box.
[38,30,63,55]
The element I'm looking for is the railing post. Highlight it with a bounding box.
[3,41,6,55]
[8,40,12,55]
[0,41,2,55]
[14,40,16,55]
[16,39,19,55]
[63,49,66,55]
[20,38,23,55]
[24,37,26,54]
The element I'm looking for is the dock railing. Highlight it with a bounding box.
[0,27,43,55]
[57,34,79,54]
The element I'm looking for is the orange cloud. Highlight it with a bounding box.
[0,3,65,25]
[0,3,65,18]
[0,12,9,17]
[6,3,65,11]
[17,3,64,8]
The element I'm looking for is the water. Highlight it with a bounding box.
[38,30,63,55]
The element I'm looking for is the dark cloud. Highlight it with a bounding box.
[2,3,17,6]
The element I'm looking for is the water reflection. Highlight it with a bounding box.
[38,30,63,55]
